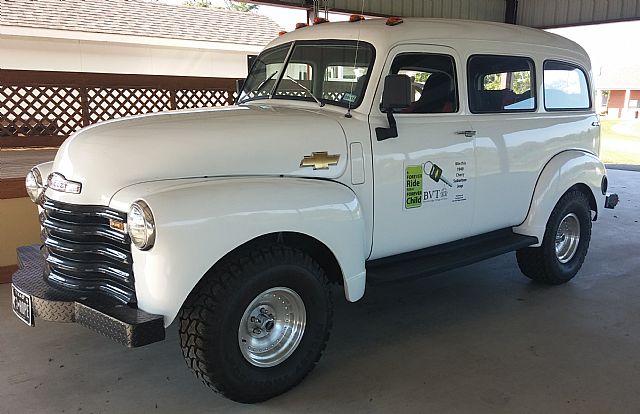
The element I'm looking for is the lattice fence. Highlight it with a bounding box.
[1,70,237,148]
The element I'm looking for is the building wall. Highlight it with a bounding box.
[0,198,40,267]
[606,89,640,119]
[608,90,626,118]
[1,35,254,78]
[518,0,640,27]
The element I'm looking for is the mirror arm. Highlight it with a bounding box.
[375,109,399,141]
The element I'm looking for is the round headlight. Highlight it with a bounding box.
[25,168,43,203]
[127,200,156,250]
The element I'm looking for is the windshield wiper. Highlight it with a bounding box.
[286,76,324,107]
[255,71,278,93]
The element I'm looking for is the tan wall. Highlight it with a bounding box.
[0,198,41,267]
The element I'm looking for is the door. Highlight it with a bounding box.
[465,54,539,233]
[369,45,476,260]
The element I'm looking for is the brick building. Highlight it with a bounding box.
[595,65,640,119]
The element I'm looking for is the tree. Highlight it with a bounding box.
[183,0,258,12]
[224,0,258,12]
[183,0,213,7]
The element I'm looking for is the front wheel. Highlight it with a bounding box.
[516,190,592,284]
[179,245,333,403]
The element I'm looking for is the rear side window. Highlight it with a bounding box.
[544,61,591,111]
[467,55,536,113]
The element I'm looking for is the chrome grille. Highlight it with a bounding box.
[40,198,135,304]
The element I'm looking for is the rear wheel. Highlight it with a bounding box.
[516,190,592,284]
[178,245,332,403]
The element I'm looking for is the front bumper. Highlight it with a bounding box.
[11,245,165,348]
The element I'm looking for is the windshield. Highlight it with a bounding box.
[238,40,375,109]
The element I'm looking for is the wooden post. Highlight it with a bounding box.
[79,87,91,127]
[170,89,177,110]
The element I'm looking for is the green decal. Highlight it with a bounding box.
[405,165,423,209]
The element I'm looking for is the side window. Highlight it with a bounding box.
[467,55,536,113]
[544,60,591,110]
[389,53,458,114]
[240,44,290,100]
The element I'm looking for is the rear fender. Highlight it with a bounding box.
[513,150,606,246]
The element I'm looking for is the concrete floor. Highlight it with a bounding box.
[1,169,639,414]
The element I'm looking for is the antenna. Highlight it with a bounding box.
[345,0,366,119]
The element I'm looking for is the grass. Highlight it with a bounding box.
[600,119,640,165]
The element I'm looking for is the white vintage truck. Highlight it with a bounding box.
[13,18,618,403]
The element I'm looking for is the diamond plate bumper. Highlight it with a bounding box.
[11,245,165,348]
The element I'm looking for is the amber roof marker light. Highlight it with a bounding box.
[386,17,404,26]
[349,15,365,22]
[295,22,308,29]
[313,17,329,25]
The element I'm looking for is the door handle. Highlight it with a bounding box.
[455,130,477,138]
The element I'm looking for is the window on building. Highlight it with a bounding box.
[544,61,591,110]
[467,55,536,113]
[389,53,458,114]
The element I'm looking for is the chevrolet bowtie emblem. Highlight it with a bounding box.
[300,152,340,170]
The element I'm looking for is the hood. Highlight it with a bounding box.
[47,105,348,206]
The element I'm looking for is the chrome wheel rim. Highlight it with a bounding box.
[555,213,581,263]
[238,287,306,368]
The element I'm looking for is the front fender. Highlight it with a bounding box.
[513,150,606,245]
[34,161,54,179]
[110,177,367,326]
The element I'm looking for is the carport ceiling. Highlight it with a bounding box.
[250,0,640,27]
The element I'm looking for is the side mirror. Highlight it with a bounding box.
[376,74,411,141]
[381,74,411,111]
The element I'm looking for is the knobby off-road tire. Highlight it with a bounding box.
[178,244,333,403]
[516,190,592,284]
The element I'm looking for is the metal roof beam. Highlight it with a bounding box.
[247,0,640,27]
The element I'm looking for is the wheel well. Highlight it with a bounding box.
[568,183,598,219]
[211,232,344,285]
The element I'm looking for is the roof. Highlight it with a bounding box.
[270,18,588,61]
[0,0,283,46]
[595,65,640,90]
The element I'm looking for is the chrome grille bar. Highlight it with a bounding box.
[41,198,135,304]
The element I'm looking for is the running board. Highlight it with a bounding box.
[366,229,537,286]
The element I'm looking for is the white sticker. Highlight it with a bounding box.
[403,159,469,209]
